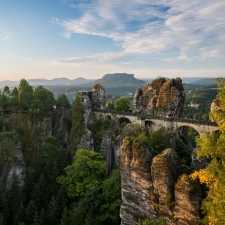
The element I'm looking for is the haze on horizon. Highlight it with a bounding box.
[0,0,224,81]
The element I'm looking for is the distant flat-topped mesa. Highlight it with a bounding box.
[132,77,185,118]
[93,73,145,86]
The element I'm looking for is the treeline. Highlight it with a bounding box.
[184,88,217,120]
[0,79,121,225]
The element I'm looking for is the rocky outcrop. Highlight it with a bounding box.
[173,174,202,225]
[151,149,180,223]
[132,78,185,118]
[91,83,106,110]
[210,98,220,122]
[100,131,114,177]
[120,140,203,225]
[79,91,93,129]
[120,136,156,225]
[0,142,25,191]
[77,129,94,151]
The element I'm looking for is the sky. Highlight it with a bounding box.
[0,0,225,81]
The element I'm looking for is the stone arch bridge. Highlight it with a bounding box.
[92,110,219,134]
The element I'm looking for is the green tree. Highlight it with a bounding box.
[29,86,55,121]
[46,196,59,225]
[18,79,33,110]
[138,217,166,225]
[60,207,71,225]
[71,93,85,147]
[56,94,70,107]
[3,86,10,96]
[115,98,130,112]
[57,149,106,198]
[100,168,122,224]
[191,78,225,225]
[138,128,170,154]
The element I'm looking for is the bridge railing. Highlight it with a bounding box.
[92,109,217,127]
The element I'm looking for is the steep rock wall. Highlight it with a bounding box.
[133,78,185,118]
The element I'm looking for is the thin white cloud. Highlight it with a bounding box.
[0,35,9,42]
[10,55,31,61]
[53,0,225,64]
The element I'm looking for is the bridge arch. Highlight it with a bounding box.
[145,120,156,130]
[117,116,132,128]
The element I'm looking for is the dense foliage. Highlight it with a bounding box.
[191,78,225,225]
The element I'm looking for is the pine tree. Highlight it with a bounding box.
[9,173,21,218]
[60,207,71,225]
[46,196,59,225]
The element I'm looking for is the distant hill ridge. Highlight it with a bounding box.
[93,73,145,86]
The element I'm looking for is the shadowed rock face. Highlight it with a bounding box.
[151,149,180,223]
[132,78,185,118]
[91,83,106,110]
[120,136,156,225]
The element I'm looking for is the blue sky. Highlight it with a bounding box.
[0,0,224,81]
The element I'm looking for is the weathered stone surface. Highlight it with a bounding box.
[120,136,156,225]
[151,148,180,222]
[91,83,106,110]
[100,130,114,177]
[0,142,25,191]
[77,129,94,150]
[79,91,92,129]
[54,105,71,147]
[132,78,185,118]
[210,98,220,122]
[173,174,202,225]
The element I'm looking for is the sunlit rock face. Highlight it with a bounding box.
[120,142,203,225]
[132,77,185,118]
[120,136,156,225]
[210,98,220,122]
[173,174,202,225]
[91,83,106,110]
[151,148,180,223]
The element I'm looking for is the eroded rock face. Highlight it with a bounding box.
[91,83,106,110]
[133,78,185,118]
[210,98,220,122]
[0,142,25,191]
[120,136,156,225]
[79,91,92,129]
[77,129,94,151]
[151,149,180,222]
[100,131,114,177]
[173,174,202,225]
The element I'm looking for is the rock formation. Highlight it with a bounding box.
[120,139,203,225]
[132,78,185,118]
[210,98,220,122]
[90,83,106,110]
[0,142,25,191]
[100,130,114,177]
[77,129,94,151]
[120,136,156,225]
